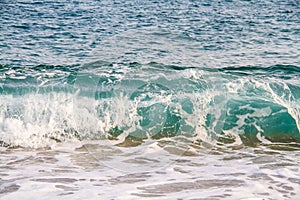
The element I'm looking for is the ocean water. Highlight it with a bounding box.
[1,0,300,199]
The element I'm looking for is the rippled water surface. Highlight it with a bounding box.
[1,0,299,67]
[1,0,300,199]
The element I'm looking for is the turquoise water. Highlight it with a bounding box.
[1,0,300,199]
[1,62,300,147]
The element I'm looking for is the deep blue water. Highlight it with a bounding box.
[1,0,299,66]
[0,0,300,147]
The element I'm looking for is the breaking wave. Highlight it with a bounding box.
[0,62,299,147]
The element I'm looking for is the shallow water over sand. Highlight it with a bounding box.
[1,140,300,199]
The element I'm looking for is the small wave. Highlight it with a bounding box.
[219,64,300,79]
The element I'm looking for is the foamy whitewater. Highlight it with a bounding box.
[1,0,300,199]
